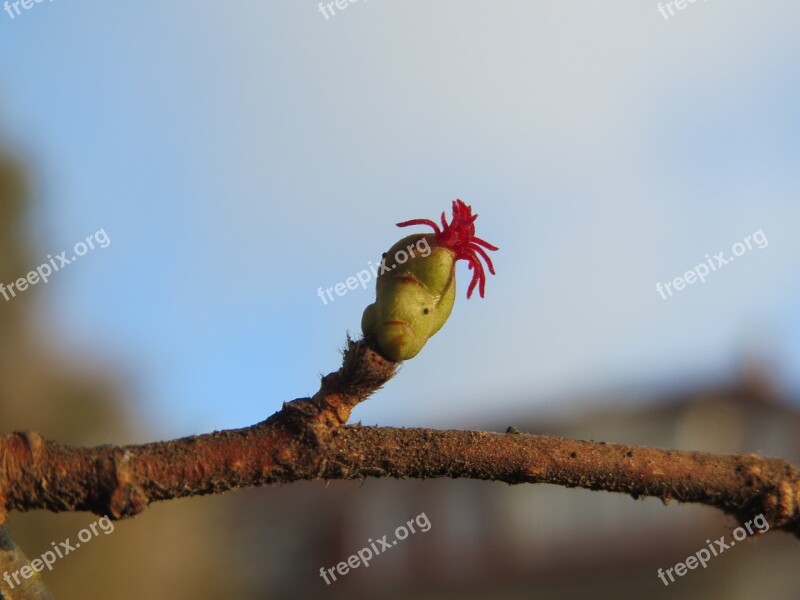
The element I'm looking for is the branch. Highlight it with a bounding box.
[1,339,799,539]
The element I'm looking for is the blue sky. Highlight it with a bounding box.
[1,1,798,439]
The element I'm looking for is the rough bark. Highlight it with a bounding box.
[1,339,798,539]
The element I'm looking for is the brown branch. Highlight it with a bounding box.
[1,339,799,539]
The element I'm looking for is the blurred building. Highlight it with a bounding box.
[230,365,800,600]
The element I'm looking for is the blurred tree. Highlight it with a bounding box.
[0,140,244,599]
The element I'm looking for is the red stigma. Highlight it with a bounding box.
[396,199,498,298]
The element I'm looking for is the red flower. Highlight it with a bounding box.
[397,199,498,298]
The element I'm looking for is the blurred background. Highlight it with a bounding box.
[1,1,799,598]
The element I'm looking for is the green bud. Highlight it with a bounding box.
[362,234,456,361]
[362,200,498,361]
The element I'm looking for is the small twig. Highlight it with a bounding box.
[1,338,798,538]
[0,527,54,600]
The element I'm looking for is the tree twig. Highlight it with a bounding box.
[1,338,798,539]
